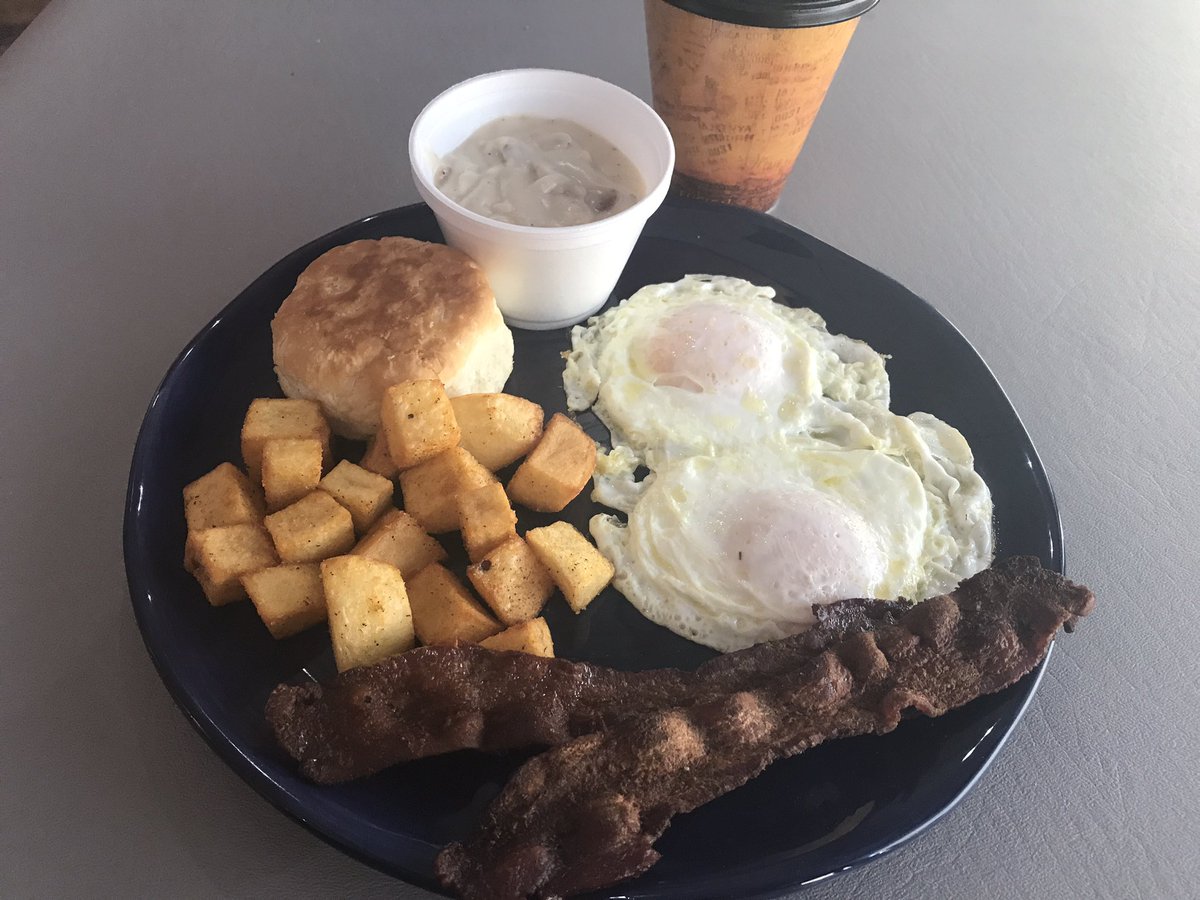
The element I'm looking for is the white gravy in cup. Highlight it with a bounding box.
[435,116,646,228]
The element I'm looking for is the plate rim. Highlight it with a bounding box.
[124,198,1064,899]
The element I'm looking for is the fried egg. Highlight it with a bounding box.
[566,274,994,652]
[591,424,993,652]
[563,275,890,469]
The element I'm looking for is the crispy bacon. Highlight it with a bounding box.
[266,597,905,783]
[435,558,1095,899]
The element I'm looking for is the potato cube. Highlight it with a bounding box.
[466,536,556,626]
[359,434,398,479]
[457,482,518,563]
[184,523,277,606]
[398,446,495,533]
[406,563,503,645]
[263,491,355,563]
[183,462,264,532]
[480,617,554,658]
[261,438,323,512]
[321,555,415,672]
[241,563,326,638]
[381,379,461,469]
[241,398,331,482]
[450,393,544,471]
[319,460,394,534]
[525,521,615,614]
[506,413,596,512]
[352,508,447,578]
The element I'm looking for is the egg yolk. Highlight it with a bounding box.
[642,303,784,396]
[721,489,885,618]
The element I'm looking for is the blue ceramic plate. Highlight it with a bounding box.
[124,199,1062,898]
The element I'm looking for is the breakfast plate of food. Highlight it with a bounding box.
[124,194,1091,899]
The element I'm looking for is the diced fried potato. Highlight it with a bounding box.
[319,460,394,534]
[466,536,556,626]
[359,434,398,479]
[263,491,355,563]
[398,446,495,533]
[381,379,461,469]
[261,438,323,512]
[406,563,503,646]
[449,393,544,471]
[321,555,415,672]
[457,482,518,563]
[183,462,263,532]
[506,413,596,512]
[241,398,331,483]
[241,563,326,638]
[184,523,277,606]
[525,521,615,613]
[352,508,447,578]
[479,617,554,657]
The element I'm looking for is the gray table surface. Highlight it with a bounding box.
[3,1,1196,897]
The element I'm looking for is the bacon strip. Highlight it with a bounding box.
[266,597,905,783]
[435,558,1095,899]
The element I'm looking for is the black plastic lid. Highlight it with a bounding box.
[659,0,879,28]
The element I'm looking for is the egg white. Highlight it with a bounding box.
[564,275,890,470]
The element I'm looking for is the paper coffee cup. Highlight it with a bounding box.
[645,0,878,211]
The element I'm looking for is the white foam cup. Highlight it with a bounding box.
[409,69,675,330]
